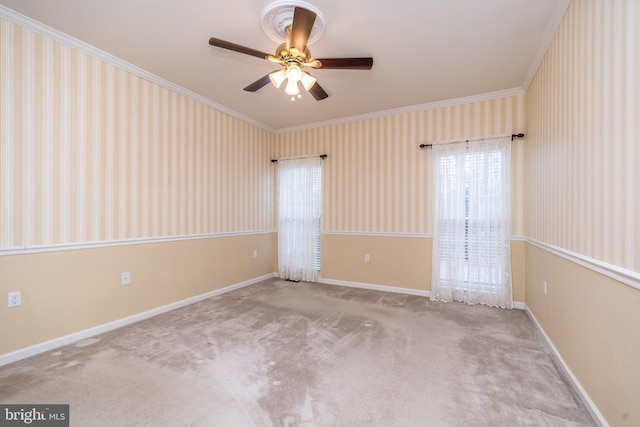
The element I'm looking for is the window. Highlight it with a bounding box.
[277,157,322,282]
[430,137,513,308]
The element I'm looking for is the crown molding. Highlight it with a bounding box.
[0,4,532,136]
[0,5,275,132]
[274,87,525,133]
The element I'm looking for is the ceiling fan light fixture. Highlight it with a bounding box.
[269,69,287,88]
[209,2,373,103]
[284,64,303,97]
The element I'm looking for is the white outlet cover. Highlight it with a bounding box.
[8,291,21,307]
[121,272,131,285]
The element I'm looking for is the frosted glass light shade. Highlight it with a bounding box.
[286,64,302,83]
[285,79,299,96]
[269,70,287,88]
[300,71,316,91]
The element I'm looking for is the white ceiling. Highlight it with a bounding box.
[0,0,569,131]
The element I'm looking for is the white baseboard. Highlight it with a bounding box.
[318,277,525,310]
[0,271,526,367]
[512,301,525,310]
[0,273,273,367]
[319,277,431,298]
[524,305,608,427]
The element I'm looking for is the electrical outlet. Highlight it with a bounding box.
[253,249,258,258]
[8,291,21,307]
[121,272,131,286]
[543,280,547,295]
[364,254,371,262]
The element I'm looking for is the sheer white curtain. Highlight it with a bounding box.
[277,157,322,282]
[430,136,513,308]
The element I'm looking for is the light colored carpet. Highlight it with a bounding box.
[0,278,594,426]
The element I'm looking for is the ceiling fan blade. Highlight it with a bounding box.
[309,82,329,101]
[243,74,273,92]
[288,7,316,52]
[316,57,374,70]
[209,38,270,60]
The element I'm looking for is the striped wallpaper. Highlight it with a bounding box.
[0,11,543,252]
[273,96,526,235]
[0,17,274,251]
[525,0,638,271]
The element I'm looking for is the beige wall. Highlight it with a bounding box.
[524,1,639,425]
[525,243,640,426]
[274,96,527,299]
[2,2,639,425]
[0,233,276,355]
[321,234,432,292]
[510,240,526,303]
[0,17,276,356]
[321,235,526,302]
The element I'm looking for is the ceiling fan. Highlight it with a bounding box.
[208,6,373,101]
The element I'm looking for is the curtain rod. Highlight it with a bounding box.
[419,133,525,149]
[271,154,327,163]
